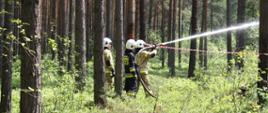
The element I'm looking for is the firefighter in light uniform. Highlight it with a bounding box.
[123,39,137,97]
[135,40,157,97]
[103,37,115,90]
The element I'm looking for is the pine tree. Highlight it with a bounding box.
[226,0,232,72]
[258,0,268,105]
[93,0,107,107]
[114,0,124,96]
[0,0,14,112]
[20,0,42,112]
[75,0,87,91]
[236,0,246,70]
[188,0,198,78]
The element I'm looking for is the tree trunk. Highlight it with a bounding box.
[0,0,4,81]
[210,0,213,30]
[170,0,176,76]
[236,0,246,70]
[135,0,139,38]
[139,0,146,41]
[20,0,42,112]
[148,0,153,29]
[67,0,75,71]
[41,0,49,54]
[13,2,21,57]
[106,0,112,38]
[202,0,208,70]
[167,0,172,69]
[188,0,198,78]
[156,4,159,31]
[258,0,268,105]
[123,0,127,39]
[126,0,136,39]
[114,0,124,96]
[75,0,87,91]
[177,0,182,68]
[160,0,166,68]
[226,0,232,72]
[153,5,156,31]
[57,0,69,72]
[167,0,176,76]
[50,0,56,59]
[0,1,14,112]
[86,0,93,62]
[93,0,107,107]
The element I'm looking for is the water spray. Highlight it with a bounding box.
[160,21,259,45]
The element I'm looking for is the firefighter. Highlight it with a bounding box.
[123,39,137,97]
[103,37,115,90]
[135,39,157,97]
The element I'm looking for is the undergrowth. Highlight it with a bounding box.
[1,51,268,113]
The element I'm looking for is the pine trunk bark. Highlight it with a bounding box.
[57,0,70,72]
[135,0,139,38]
[167,0,172,69]
[13,3,21,57]
[86,0,93,62]
[177,0,182,68]
[50,0,56,59]
[126,0,136,39]
[106,0,112,38]
[0,1,14,112]
[75,0,87,91]
[236,0,246,70]
[93,0,107,107]
[139,0,146,41]
[20,0,42,112]
[170,0,176,76]
[41,0,48,54]
[148,0,153,29]
[210,0,213,30]
[202,0,208,70]
[114,0,124,96]
[226,0,232,72]
[160,0,166,68]
[188,0,198,78]
[67,0,75,71]
[0,0,4,81]
[258,0,268,105]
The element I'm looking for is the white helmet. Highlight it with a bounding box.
[136,39,145,48]
[103,37,112,48]
[126,39,136,50]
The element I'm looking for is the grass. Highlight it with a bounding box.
[1,50,268,113]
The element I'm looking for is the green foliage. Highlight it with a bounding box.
[48,38,58,51]
[5,51,268,113]
[147,30,161,44]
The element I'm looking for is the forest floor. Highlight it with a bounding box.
[3,51,268,113]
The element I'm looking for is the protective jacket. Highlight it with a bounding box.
[136,49,157,75]
[123,49,137,95]
[124,49,136,77]
[104,48,114,75]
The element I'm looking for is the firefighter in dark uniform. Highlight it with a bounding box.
[123,39,137,97]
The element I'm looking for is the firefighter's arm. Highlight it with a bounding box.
[110,54,115,77]
[142,49,157,58]
[149,49,157,58]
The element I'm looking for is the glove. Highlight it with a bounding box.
[151,44,157,50]
[111,69,115,77]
